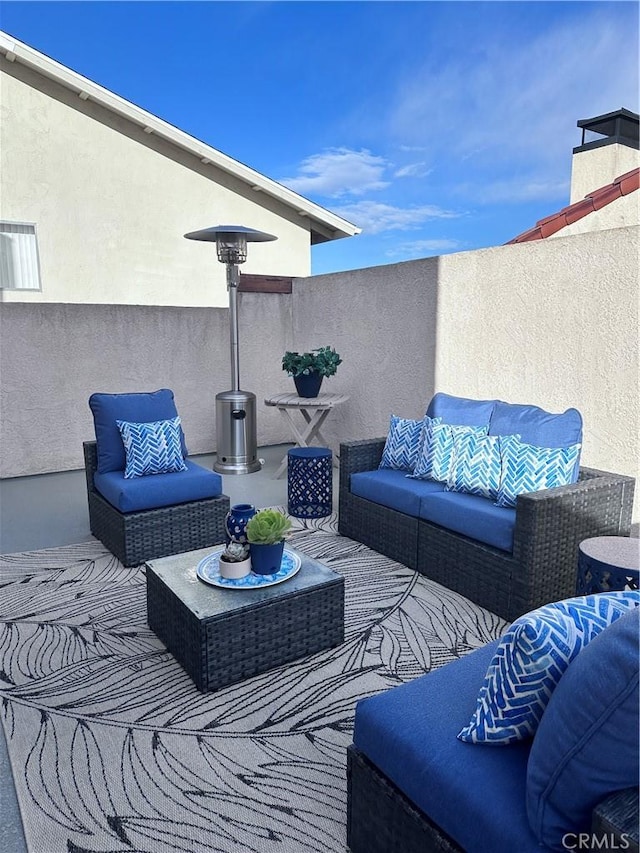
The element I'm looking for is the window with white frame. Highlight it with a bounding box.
[0,222,42,290]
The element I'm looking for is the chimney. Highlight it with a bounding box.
[569,108,639,204]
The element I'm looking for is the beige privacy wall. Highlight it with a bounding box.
[0,225,638,518]
[291,226,639,518]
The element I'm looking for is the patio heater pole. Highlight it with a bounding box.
[183,225,277,475]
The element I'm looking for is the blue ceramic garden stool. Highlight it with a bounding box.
[576,536,640,595]
[287,447,332,518]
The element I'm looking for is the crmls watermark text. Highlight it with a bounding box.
[562,833,632,850]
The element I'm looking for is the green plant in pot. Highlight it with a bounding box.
[246,509,292,575]
[282,346,342,398]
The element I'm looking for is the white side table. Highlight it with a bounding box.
[264,392,349,479]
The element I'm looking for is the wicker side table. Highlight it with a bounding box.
[288,447,333,518]
[576,536,639,595]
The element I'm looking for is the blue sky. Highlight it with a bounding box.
[1,1,638,275]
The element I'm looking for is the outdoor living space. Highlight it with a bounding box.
[1,217,639,852]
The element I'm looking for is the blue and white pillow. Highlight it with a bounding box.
[457,591,639,745]
[380,415,441,472]
[496,435,581,508]
[411,422,489,483]
[116,416,187,479]
[446,433,505,500]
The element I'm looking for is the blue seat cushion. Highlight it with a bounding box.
[426,392,497,426]
[94,460,223,513]
[353,641,542,853]
[488,401,582,448]
[89,389,188,474]
[350,469,446,517]
[526,607,640,848]
[419,490,516,552]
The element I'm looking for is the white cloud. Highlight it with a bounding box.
[331,200,460,235]
[394,162,432,179]
[389,9,639,176]
[386,239,461,259]
[280,148,390,198]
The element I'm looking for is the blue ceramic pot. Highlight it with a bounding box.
[250,541,285,575]
[294,371,323,398]
[225,503,256,545]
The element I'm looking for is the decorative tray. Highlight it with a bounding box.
[196,547,301,589]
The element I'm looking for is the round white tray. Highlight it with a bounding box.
[196,547,301,589]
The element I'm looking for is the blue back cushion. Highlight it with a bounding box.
[526,607,639,848]
[89,390,188,474]
[426,392,497,426]
[353,641,543,853]
[489,401,582,448]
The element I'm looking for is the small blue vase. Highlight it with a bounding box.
[225,503,256,545]
[250,541,285,575]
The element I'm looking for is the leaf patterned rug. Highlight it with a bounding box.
[0,513,505,853]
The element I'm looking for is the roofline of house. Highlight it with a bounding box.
[0,30,361,245]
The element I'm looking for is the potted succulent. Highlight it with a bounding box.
[218,541,251,580]
[282,346,342,398]
[246,508,293,575]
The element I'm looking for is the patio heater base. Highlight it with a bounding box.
[214,389,262,475]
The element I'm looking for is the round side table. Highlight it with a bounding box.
[287,447,332,519]
[576,536,639,595]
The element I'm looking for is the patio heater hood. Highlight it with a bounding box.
[184,225,277,475]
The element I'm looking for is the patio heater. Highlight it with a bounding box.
[184,225,277,474]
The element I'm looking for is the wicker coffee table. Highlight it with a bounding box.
[146,546,345,692]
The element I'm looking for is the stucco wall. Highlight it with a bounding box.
[0,296,294,477]
[570,144,639,204]
[549,193,639,239]
[1,225,637,520]
[0,61,310,307]
[292,226,639,518]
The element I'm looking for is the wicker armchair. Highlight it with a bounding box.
[84,441,229,567]
[346,745,639,853]
[339,438,635,621]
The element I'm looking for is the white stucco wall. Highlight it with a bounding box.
[570,143,639,203]
[0,64,311,307]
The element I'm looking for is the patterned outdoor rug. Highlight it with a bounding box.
[0,513,505,853]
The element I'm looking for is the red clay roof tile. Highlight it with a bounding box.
[507,167,639,244]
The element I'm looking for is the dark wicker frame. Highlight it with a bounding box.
[339,438,635,621]
[84,441,229,567]
[346,745,638,853]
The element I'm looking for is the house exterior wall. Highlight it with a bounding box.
[1,225,638,520]
[570,143,639,204]
[0,62,311,307]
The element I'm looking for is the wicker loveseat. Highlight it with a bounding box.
[339,393,635,621]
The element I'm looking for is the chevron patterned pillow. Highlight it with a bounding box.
[411,422,489,483]
[496,435,581,508]
[117,416,188,479]
[445,432,506,500]
[457,591,640,745]
[379,415,441,472]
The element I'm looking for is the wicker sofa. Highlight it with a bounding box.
[339,393,635,621]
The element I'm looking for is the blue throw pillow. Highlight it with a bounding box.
[458,591,639,745]
[116,416,187,478]
[379,415,441,472]
[445,433,505,500]
[526,607,639,848]
[411,422,489,483]
[496,435,581,508]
